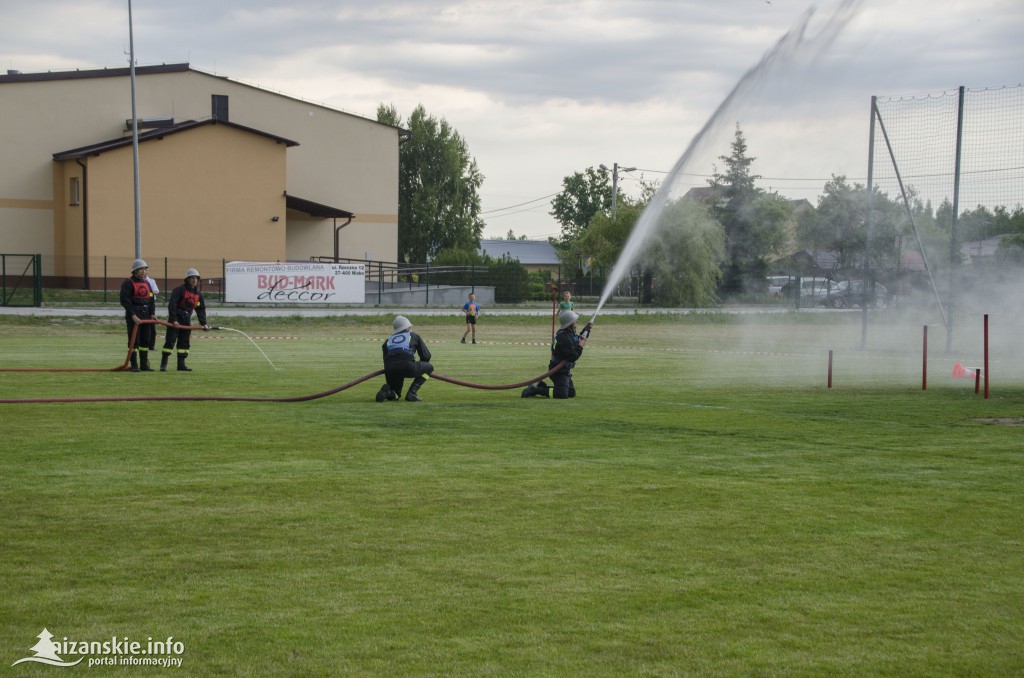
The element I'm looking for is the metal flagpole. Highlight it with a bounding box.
[128,0,142,259]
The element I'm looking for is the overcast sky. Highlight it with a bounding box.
[3,0,1022,239]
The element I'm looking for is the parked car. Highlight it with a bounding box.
[766,275,794,297]
[780,277,839,303]
[821,280,888,308]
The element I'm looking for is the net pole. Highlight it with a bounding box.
[875,107,948,329]
[947,85,965,353]
[862,97,877,350]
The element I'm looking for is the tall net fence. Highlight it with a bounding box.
[871,84,1024,330]
[874,84,1024,217]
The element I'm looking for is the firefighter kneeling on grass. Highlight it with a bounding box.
[376,315,434,402]
[161,268,210,372]
[523,310,591,399]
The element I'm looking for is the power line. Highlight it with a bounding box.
[480,193,557,215]
[483,204,554,220]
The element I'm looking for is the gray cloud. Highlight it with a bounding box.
[3,0,1022,238]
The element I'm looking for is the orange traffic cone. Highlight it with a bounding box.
[951,362,974,379]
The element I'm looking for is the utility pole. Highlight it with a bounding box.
[601,162,636,219]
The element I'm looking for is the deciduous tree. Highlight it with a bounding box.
[550,166,611,241]
[377,104,484,263]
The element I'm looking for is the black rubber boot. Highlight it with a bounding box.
[521,381,550,398]
[129,351,139,372]
[160,352,170,372]
[375,384,392,402]
[405,379,425,402]
[139,351,154,372]
[177,354,192,372]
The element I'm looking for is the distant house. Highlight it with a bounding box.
[683,186,722,203]
[961,234,1011,263]
[478,239,561,276]
[770,249,841,278]
[899,250,928,272]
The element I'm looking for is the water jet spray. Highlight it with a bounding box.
[592,0,862,317]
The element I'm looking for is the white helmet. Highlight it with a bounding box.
[185,268,200,280]
[393,315,412,332]
[131,258,148,272]
[558,310,580,330]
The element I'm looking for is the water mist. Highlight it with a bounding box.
[590,0,862,323]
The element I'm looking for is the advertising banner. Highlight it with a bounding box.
[225,261,365,304]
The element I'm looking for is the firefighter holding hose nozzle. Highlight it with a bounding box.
[523,310,591,399]
[160,268,210,372]
[120,259,157,372]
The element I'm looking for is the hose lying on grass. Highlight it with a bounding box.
[0,364,565,404]
[0,317,568,403]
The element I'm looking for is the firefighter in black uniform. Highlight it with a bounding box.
[161,268,210,372]
[522,310,591,399]
[376,315,434,402]
[119,259,157,372]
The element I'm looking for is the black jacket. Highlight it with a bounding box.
[382,331,432,365]
[550,327,584,369]
[167,283,208,326]
[120,276,155,317]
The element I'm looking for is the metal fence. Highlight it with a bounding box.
[0,254,43,307]
[25,254,629,307]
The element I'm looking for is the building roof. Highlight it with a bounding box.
[2,63,399,133]
[683,186,722,202]
[771,249,841,274]
[479,239,560,265]
[285,193,354,219]
[1,63,191,83]
[52,118,299,160]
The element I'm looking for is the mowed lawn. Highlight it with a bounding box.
[1,312,1022,676]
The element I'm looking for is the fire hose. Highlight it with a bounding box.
[0,318,217,373]
[0,319,589,403]
[0,363,567,404]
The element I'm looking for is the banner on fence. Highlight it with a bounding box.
[225,261,365,304]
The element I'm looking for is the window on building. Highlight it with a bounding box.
[69,177,80,206]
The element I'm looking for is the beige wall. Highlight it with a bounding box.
[57,123,288,280]
[285,213,399,263]
[0,67,398,275]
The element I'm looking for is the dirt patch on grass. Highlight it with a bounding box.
[975,418,1024,427]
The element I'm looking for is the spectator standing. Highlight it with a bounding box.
[461,293,480,344]
[557,290,575,314]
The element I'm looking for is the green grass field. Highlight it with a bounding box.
[1,312,1022,675]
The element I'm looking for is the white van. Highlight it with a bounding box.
[780,277,839,301]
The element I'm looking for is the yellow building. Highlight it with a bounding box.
[0,63,400,287]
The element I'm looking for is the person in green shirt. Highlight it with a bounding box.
[557,290,574,314]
